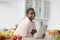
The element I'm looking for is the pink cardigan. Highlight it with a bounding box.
[14,17,36,37]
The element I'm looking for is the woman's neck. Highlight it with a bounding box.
[29,18,32,22]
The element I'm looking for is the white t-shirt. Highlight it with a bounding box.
[14,17,36,37]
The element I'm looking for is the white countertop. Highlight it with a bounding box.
[22,34,56,40]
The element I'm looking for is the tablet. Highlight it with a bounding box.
[34,25,48,39]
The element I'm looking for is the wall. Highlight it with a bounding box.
[0,0,25,29]
[48,0,60,30]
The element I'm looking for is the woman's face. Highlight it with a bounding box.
[27,10,35,20]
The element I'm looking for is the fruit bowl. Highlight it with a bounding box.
[48,29,60,40]
[0,31,22,40]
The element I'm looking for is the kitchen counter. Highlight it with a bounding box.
[22,34,56,40]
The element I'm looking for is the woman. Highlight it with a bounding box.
[14,7,37,37]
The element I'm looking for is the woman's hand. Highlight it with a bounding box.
[31,29,37,35]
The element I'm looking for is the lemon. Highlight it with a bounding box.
[0,31,6,36]
[9,31,14,37]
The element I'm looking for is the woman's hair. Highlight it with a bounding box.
[26,7,35,16]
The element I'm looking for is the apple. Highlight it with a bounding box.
[12,35,17,40]
[17,35,22,40]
